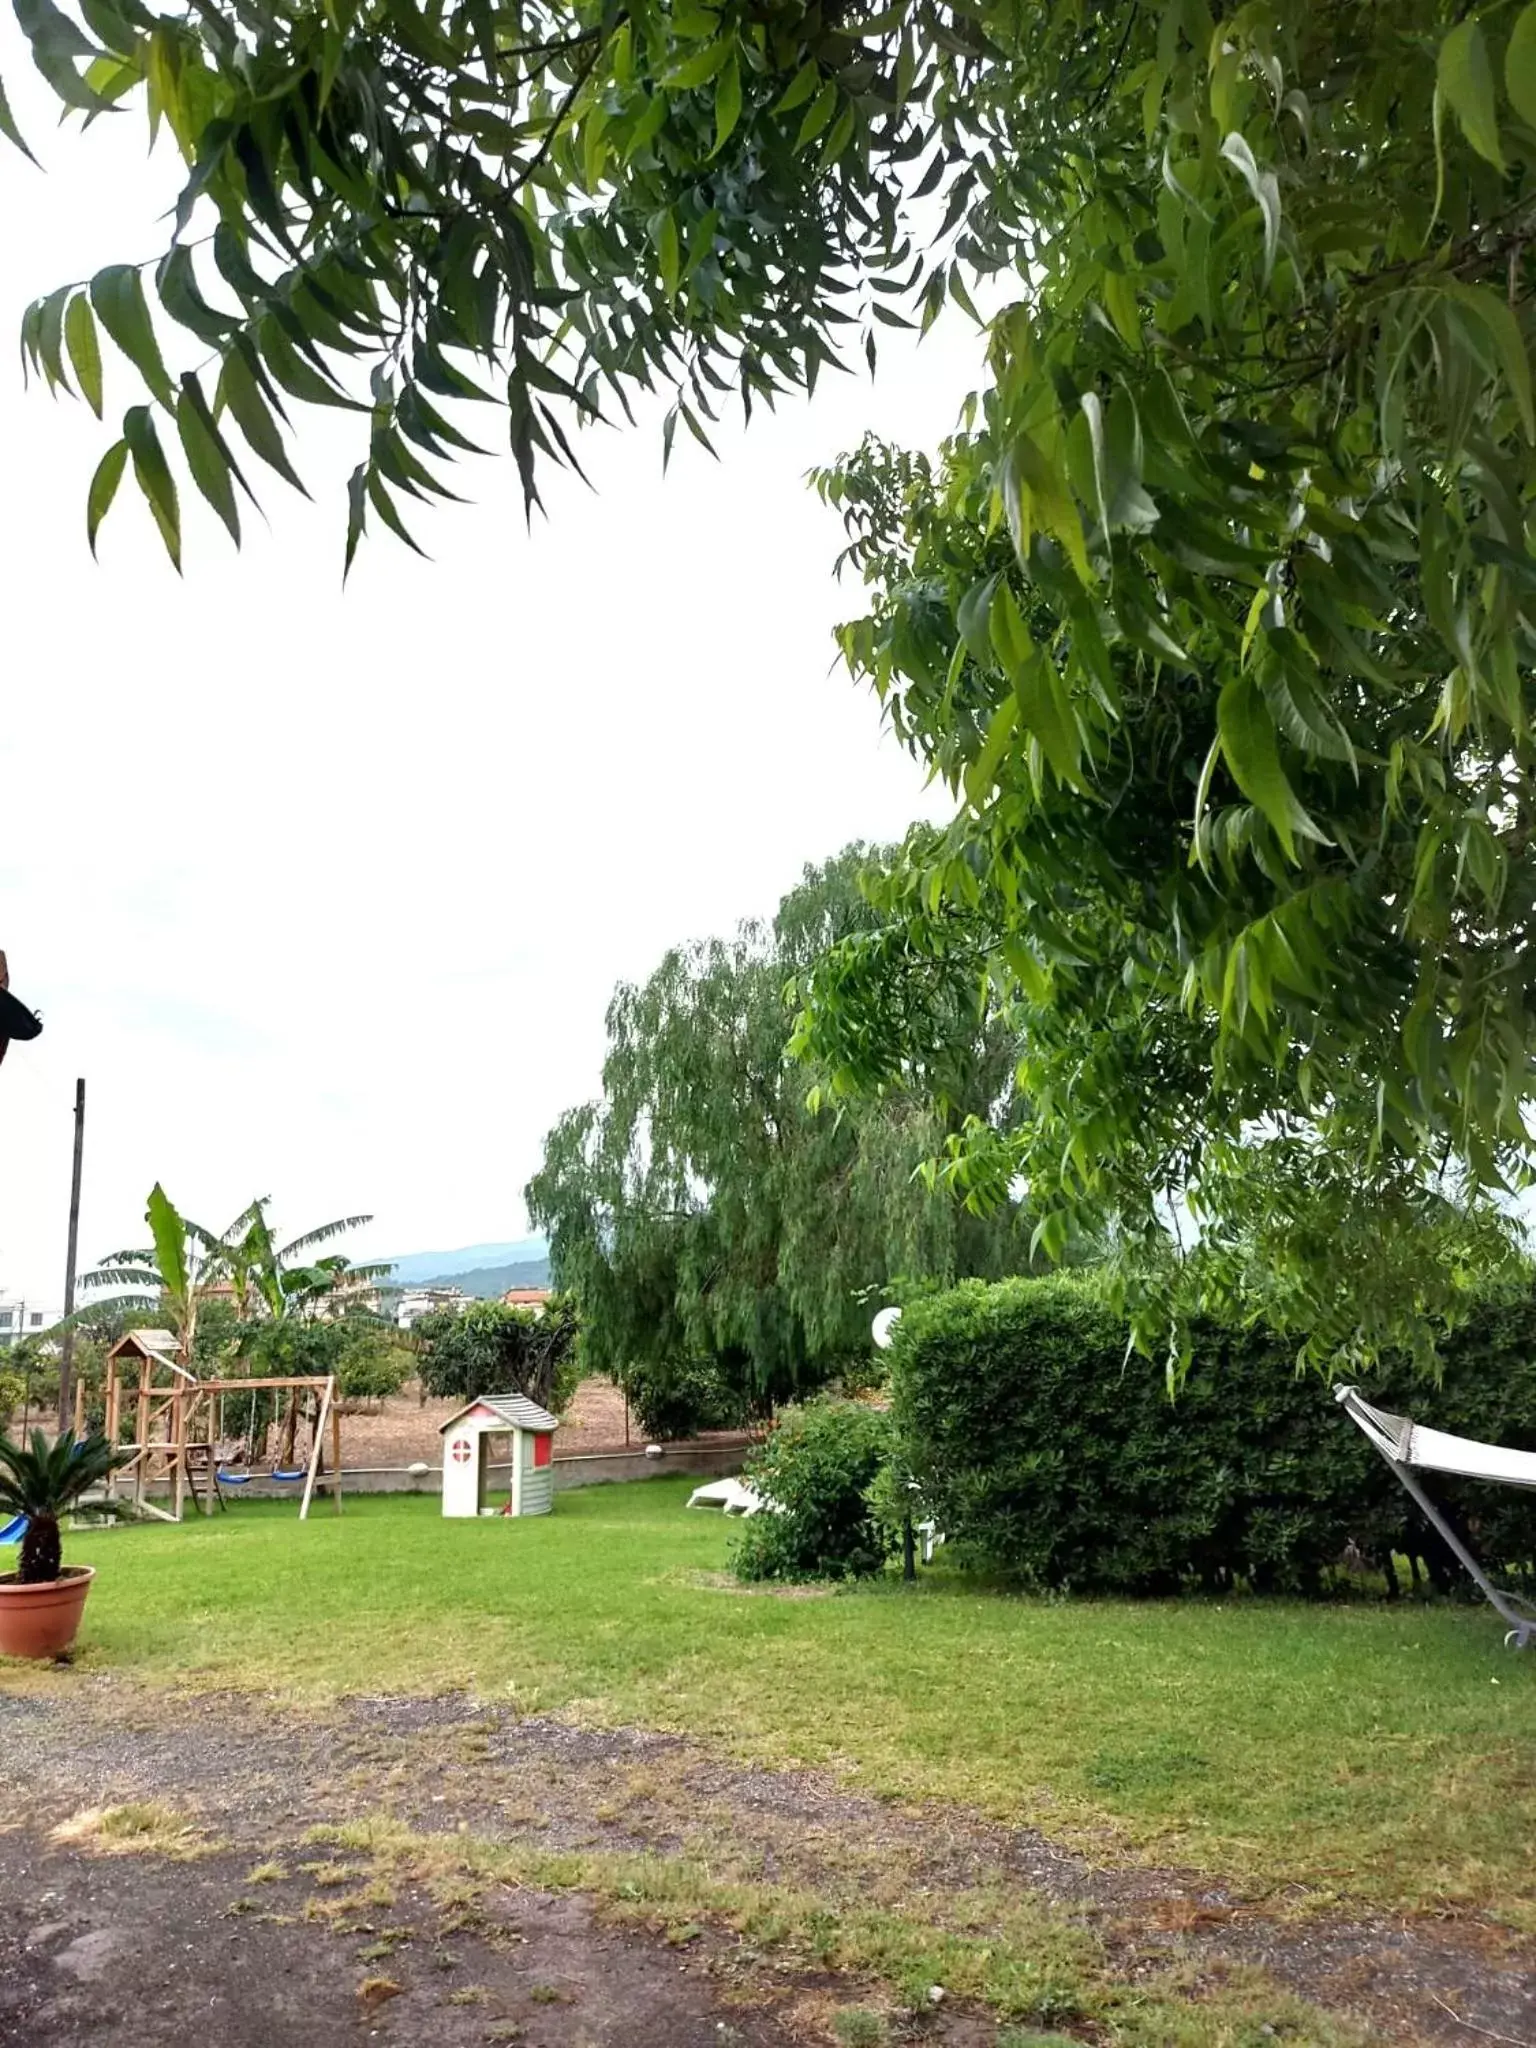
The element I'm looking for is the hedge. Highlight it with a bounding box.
[732,1399,893,1582]
[888,1277,1536,1596]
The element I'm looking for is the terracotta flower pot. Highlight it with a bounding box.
[0,1565,95,1660]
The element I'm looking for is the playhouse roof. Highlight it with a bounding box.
[106,1329,196,1378]
[438,1392,560,1435]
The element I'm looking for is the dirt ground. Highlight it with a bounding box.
[5,1379,753,1476]
[0,1830,804,2048]
[334,1378,752,1468]
[1,1685,1532,2047]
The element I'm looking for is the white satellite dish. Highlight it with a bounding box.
[871,1306,903,1351]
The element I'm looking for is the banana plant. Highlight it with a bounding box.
[80,1183,229,1364]
[221,1198,391,1323]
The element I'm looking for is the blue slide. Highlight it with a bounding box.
[0,1514,25,1544]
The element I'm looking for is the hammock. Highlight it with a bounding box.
[215,1468,306,1485]
[1336,1386,1536,1648]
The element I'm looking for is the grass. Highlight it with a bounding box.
[21,1478,1536,1924]
[48,1799,213,1860]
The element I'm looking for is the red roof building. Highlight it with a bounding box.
[502,1287,552,1313]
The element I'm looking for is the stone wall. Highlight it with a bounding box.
[213,1440,747,1501]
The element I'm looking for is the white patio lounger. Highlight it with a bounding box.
[686,1476,767,1516]
[1336,1385,1536,1649]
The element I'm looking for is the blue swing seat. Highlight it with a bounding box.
[212,1467,306,1487]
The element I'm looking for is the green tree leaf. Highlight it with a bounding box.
[1216,672,1324,863]
[123,404,181,570]
[85,437,127,557]
[13,0,103,110]
[145,1181,191,1312]
[1441,280,1536,442]
[1002,433,1091,586]
[216,347,308,494]
[666,40,726,90]
[36,285,71,392]
[343,459,367,580]
[774,59,819,114]
[711,54,741,158]
[64,293,103,417]
[796,78,837,151]
[1507,2,1536,128]
[1439,18,1504,171]
[0,69,37,160]
[90,264,174,406]
[176,376,241,544]
[156,245,235,346]
[657,209,680,299]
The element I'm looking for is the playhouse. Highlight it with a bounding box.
[438,1392,559,1517]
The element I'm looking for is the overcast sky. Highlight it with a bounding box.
[0,28,984,1303]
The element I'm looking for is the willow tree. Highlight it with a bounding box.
[13,1,1536,1356]
[526,847,1026,1407]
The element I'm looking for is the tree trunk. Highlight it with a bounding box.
[279,1391,300,1467]
[18,1513,60,1584]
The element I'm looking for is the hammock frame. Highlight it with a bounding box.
[1336,1386,1536,1649]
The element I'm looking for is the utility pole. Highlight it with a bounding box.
[56,1079,86,1436]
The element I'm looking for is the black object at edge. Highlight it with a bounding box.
[0,988,42,1041]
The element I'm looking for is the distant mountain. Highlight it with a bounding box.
[413,1257,551,1298]
[375,1239,547,1288]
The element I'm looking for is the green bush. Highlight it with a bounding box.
[415,1297,581,1414]
[732,1399,893,1582]
[620,1356,748,1442]
[2,1337,58,1415]
[889,1277,1536,1597]
[336,1338,412,1404]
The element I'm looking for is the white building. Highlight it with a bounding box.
[396,1286,470,1331]
[0,1297,60,1349]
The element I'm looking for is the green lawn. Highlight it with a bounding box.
[20,1478,1536,1927]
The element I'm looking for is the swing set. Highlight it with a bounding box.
[101,1330,342,1522]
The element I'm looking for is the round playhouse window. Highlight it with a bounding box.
[450,1437,473,1464]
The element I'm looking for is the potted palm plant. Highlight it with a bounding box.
[0,1431,119,1659]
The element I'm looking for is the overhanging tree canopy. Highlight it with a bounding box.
[15,1,1536,1354]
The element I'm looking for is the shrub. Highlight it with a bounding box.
[732,1399,893,1582]
[336,1339,412,1404]
[620,1356,748,1441]
[889,1277,1536,1597]
[3,1337,58,1414]
[415,1297,581,1414]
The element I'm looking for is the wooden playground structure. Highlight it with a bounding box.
[101,1330,342,1522]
